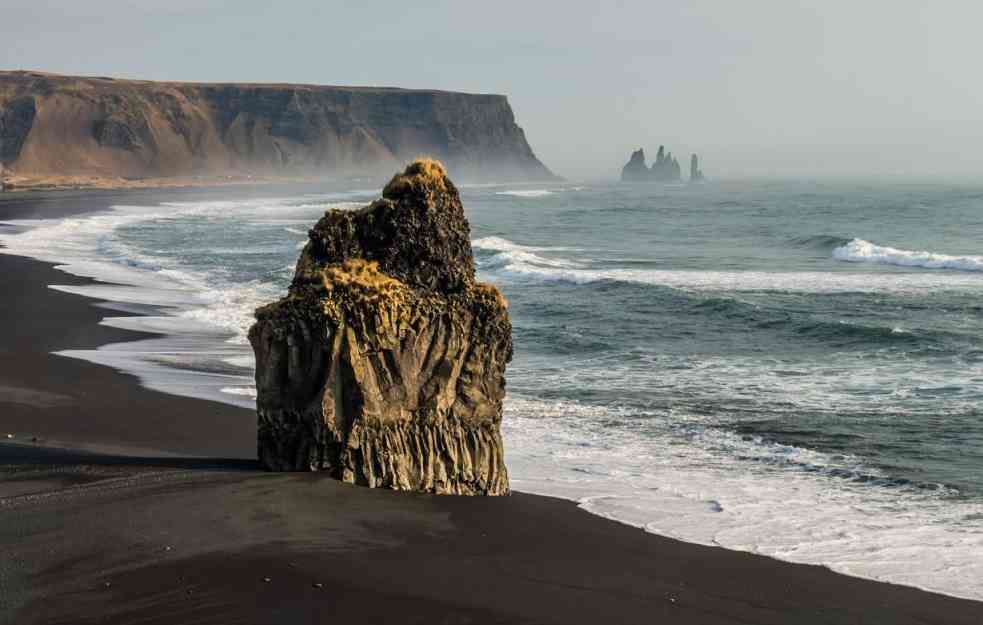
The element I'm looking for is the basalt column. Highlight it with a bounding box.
[249,159,512,495]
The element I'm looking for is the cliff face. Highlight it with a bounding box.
[249,159,512,495]
[0,71,553,182]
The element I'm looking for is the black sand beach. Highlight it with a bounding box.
[2,192,982,624]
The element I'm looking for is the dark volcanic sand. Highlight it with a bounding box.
[2,192,982,624]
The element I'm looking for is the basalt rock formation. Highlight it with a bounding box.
[690,153,704,182]
[620,145,703,182]
[0,71,554,182]
[650,146,679,181]
[620,148,650,182]
[249,159,512,495]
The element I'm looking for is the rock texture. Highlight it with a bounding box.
[0,71,553,182]
[249,159,512,495]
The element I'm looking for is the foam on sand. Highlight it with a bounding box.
[503,394,983,601]
[221,386,258,398]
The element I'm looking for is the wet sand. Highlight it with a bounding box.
[2,191,982,624]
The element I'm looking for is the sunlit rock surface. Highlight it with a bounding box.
[249,159,512,495]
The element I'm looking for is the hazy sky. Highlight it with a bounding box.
[3,1,980,180]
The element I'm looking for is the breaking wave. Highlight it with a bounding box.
[833,238,983,272]
[504,394,983,600]
[473,238,983,294]
[792,234,852,249]
[495,189,554,198]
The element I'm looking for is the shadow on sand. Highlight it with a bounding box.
[0,441,260,472]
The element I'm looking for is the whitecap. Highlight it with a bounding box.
[473,237,983,294]
[494,189,554,198]
[487,262,983,294]
[472,236,583,270]
[833,238,983,272]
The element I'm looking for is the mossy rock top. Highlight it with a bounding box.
[294,158,475,294]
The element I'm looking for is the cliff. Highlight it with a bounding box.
[0,71,553,183]
[249,159,512,494]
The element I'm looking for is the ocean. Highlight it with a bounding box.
[2,179,982,599]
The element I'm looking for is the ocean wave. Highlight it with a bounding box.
[485,260,983,294]
[494,189,555,198]
[792,319,924,346]
[472,236,576,252]
[833,238,983,272]
[677,296,956,351]
[472,236,584,270]
[792,234,852,249]
[473,239,983,294]
[503,394,983,600]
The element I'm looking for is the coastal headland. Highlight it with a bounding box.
[2,188,983,624]
[0,71,554,192]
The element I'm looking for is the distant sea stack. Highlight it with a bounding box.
[621,148,650,182]
[0,71,554,183]
[620,146,704,182]
[690,154,704,182]
[249,159,512,495]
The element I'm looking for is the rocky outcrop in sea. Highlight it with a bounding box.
[621,148,650,182]
[249,159,512,495]
[690,154,704,182]
[621,146,703,182]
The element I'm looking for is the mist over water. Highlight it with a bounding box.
[7,3,983,179]
[2,179,982,599]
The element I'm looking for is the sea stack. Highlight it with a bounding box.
[621,148,650,182]
[249,159,512,495]
[620,145,683,182]
[690,154,704,181]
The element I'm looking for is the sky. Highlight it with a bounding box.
[2,1,981,180]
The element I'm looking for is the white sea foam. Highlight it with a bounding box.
[0,196,319,405]
[473,236,585,270]
[220,386,258,399]
[494,189,554,198]
[502,394,983,601]
[5,197,983,601]
[472,235,579,252]
[222,354,256,369]
[474,237,983,293]
[833,238,983,272]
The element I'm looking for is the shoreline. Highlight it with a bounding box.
[2,192,983,623]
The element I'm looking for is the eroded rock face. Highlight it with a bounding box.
[0,71,554,181]
[0,96,36,165]
[249,159,512,495]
